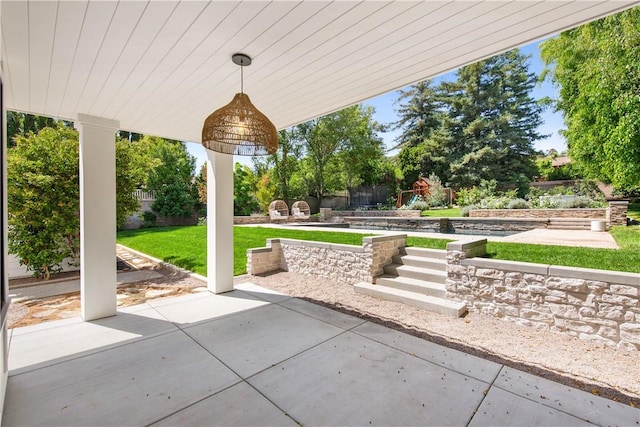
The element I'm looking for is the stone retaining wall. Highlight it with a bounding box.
[446,239,640,350]
[469,201,628,226]
[246,234,406,285]
[320,208,420,223]
[234,215,270,225]
[346,217,548,234]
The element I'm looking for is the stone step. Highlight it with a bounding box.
[354,282,467,317]
[547,223,592,230]
[399,247,447,260]
[383,264,446,284]
[375,275,446,298]
[391,254,446,271]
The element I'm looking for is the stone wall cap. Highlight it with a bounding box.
[330,243,365,253]
[363,234,407,243]
[451,217,549,222]
[462,258,550,275]
[608,200,629,205]
[446,238,487,251]
[548,266,640,286]
[246,247,273,254]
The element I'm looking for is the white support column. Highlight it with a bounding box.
[206,150,234,293]
[75,114,119,321]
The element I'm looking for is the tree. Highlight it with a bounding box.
[195,164,207,205]
[393,81,442,150]
[145,137,197,217]
[540,8,640,191]
[271,129,302,201]
[396,50,545,194]
[7,126,80,279]
[296,104,386,203]
[115,138,147,227]
[234,163,259,215]
[394,81,451,186]
[446,50,544,192]
[6,111,72,147]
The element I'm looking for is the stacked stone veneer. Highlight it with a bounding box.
[320,208,420,223]
[234,215,270,225]
[446,239,640,350]
[470,201,628,226]
[346,217,548,234]
[246,234,407,285]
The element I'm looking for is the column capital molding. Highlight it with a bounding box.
[75,114,119,132]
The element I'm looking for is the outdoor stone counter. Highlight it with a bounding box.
[246,234,406,285]
[446,239,640,350]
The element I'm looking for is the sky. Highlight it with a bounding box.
[185,40,566,172]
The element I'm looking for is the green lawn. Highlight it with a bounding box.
[407,225,640,273]
[420,207,462,217]
[117,226,373,276]
[628,202,640,221]
[117,223,640,276]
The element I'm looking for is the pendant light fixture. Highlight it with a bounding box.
[201,53,277,156]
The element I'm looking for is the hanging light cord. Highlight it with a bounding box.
[240,62,244,94]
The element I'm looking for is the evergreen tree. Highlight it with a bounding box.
[446,50,544,191]
[395,50,544,194]
[394,81,449,186]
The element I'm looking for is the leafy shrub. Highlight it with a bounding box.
[408,200,430,211]
[425,174,447,207]
[461,205,477,217]
[142,211,157,228]
[558,196,601,208]
[456,179,498,206]
[478,190,518,209]
[507,198,531,209]
[197,217,207,226]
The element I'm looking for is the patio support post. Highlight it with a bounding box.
[206,149,234,293]
[75,114,119,321]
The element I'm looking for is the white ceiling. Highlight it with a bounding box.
[2,1,638,143]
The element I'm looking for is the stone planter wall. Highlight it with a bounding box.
[469,201,628,226]
[233,215,270,225]
[446,239,640,350]
[246,234,406,285]
[320,208,420,223]
[346,217,548,234]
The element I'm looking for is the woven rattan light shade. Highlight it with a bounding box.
[202,53,277,156]
[201,92,277,156]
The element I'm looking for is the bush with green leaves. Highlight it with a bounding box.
[507,198,531,209]
[456,180,498,206]
[461,205,477,217]
[478,190,518,209]
[558,196,604,209]
[408,200,430,211]
[234,163,259,215]
[7,126,80,279]
[424,174,447,207]
[147,140,197,217]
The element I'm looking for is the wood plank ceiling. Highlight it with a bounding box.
[2,1,638,143]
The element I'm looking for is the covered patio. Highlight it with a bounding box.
[1,0,639,424]
[5,284,638,426]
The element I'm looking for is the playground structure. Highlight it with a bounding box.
[396,177,430,208]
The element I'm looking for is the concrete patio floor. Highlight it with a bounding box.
[4,283,638,426]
